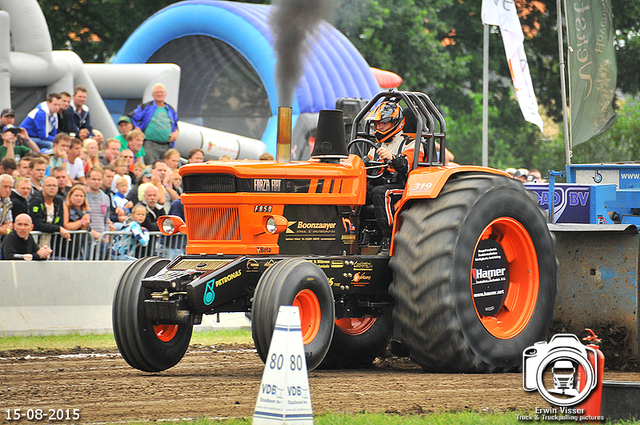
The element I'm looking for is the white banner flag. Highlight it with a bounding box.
[482,0,544,131]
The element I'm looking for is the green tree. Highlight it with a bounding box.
[37,0,267,62]
[38,0,180,63]
[333,0,546,168]
[37,0,640,169]
[571,98,640,162]
[334,0,640,169]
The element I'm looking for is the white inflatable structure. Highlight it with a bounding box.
[0,0,265,160]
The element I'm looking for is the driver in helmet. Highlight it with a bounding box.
[364,101,422,255]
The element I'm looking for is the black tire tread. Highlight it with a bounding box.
[112,257,193,372]
[251,258,335,371]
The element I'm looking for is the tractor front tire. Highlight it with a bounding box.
[252,258,335,371]
[318,317,393,369]
[113,257,193,372]
[389,173,556,373]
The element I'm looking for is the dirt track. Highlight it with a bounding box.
[1,346,638,424]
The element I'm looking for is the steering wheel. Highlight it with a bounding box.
[347,138,387,179]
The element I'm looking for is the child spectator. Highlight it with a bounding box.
[131,162,147,186]
[113,177,134,216]
[83,138,100,174]
[111,203,150,260]
[111,157,132,194]
[79,147,89,176]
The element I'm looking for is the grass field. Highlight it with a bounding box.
[117,411,574,424]
[1,331,636,424]
[0,329,253,352]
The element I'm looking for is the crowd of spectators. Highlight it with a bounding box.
[0,82,199,260]
[7,85,551,260]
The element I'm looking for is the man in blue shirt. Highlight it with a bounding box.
[131,83,179,164]
[20,93,62,150]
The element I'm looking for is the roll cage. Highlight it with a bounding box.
[350,89,448,169]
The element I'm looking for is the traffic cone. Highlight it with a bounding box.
[253,305,313,425]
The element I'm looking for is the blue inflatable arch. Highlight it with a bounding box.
[113,0,381,152]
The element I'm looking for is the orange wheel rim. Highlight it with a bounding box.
[154,324,179,342]
[335,317,377,335]
[471,217,539,339]
[293,289,321,345]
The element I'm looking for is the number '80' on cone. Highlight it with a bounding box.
[253,305,313,424]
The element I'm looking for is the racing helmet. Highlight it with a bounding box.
[365,101,405,143]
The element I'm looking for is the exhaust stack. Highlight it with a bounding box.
[276,106,292,163]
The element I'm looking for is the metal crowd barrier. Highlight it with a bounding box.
[25,230,187,261]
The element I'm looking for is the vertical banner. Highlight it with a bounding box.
[482,0,544,131]
[565,0,618,146]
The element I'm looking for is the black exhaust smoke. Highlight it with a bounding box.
[268,0,335,108]
[269,0,335,162]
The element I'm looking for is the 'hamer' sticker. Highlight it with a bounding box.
[471,239,509,316]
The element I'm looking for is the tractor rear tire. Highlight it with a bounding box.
[389,173,556,373]
[252,258,335,371]
[113,257,193,372]
[318,317,393,369]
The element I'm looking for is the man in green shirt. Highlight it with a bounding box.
[1,125,31,161]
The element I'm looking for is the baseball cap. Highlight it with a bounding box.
[1,108,15,117]
[2,124,20,134]
[118,116,132,124]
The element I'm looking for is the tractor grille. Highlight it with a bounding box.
[186,206,241,241]
[183,174,236,193]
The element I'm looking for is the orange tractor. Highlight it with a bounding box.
[112,90,556,373]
